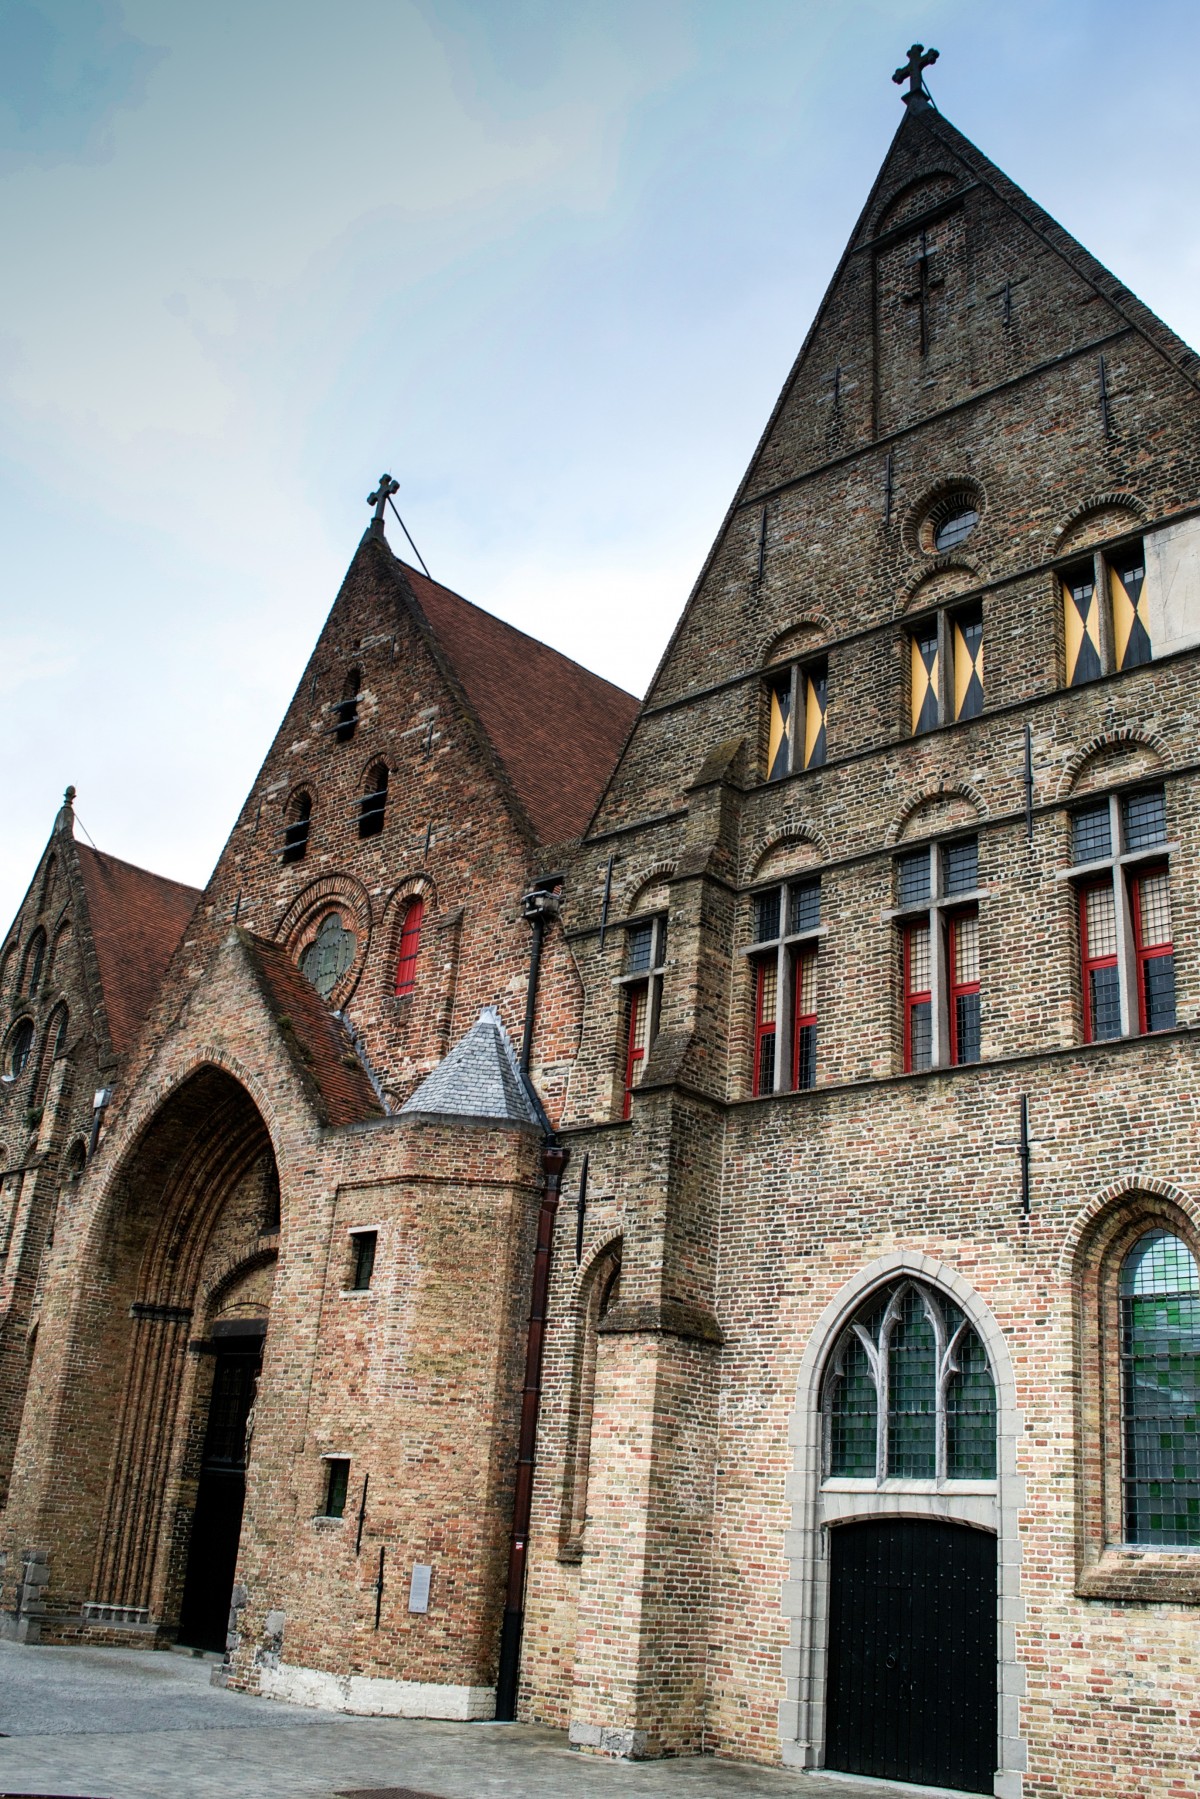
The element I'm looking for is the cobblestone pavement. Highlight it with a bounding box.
[0,1641,948,1799]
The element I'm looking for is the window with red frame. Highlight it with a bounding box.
[947,909,980,1065]
[753,958,778,1096]
[1131,865,1175,1033]
[902,920,932,1072]
[394,897,425,997]
[792,947,818,1090]
[618,916,667,1118]
[1079,878,1121,1042]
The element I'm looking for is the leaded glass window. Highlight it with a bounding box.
[1120,1230,1200,1546]
[824,1280,997,1483]
[299,912,356,999]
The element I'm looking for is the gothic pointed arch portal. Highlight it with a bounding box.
[82,1067,279,1647]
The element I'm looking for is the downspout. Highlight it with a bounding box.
[496,875,566,1721]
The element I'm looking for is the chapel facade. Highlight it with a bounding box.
[3,68,1200,1799]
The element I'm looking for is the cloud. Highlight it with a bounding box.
[0,0,162,170]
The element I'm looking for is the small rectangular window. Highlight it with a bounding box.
[626,923,654,973]
[323,1458,350,1519]
[767,672,793,781]
[755,890,782,942]
[1072,802,1112,865]
[753,959,778,1095]
[951,604,983,722]
[793,948,818,1091]
[903,921,933,1072]
[1110,544,1151,671]
[948,910,981,1065]
[801,663,828,770]
[1131,867,1175,1033]
[1121,787,1167,852]
[1080,879,1121,1042]
[911,623,940,735]
[350,1230,377,1291]
[622,982,650,1118]
[788,880,820,936]
[897,850,932,908]
[942,837,978,897]
[1063,562,1103,686]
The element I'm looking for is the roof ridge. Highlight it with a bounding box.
[75,840,203,896]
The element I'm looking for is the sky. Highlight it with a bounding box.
[3,0,1200,921]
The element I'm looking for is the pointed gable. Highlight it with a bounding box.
[74,846,200,1059]
[399,562,639,845]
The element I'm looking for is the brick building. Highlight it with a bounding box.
[4,64,1200,1799]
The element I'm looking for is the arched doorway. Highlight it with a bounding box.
[82,1067,279,1646]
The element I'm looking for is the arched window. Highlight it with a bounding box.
[335,668,361,744]
[299,912,356,999]
[23,930,46,997]
[3,1019,35,1082]
[359,763,388,839]
[47,925,71,985]
[562,1244,622,1554]
[282,792,312,865]
[0,943,13,995]
[394,897,425,997]
[1119,1230,1200,1545]
[823,1279,996,1482]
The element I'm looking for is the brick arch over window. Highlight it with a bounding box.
[759,616,833,669]
[898,559,985,616]
[620,863,676,917]
[902,477,987,559]
[1050,491,1147,557]
[885,780,987,847]
[1066,1181,1200,1599]
[746,820,830,883]
[1056,727,1170,802]
[781,1252,1024,1783]
[276,874,372,1009]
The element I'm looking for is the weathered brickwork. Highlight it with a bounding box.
[4,83,1200,1799]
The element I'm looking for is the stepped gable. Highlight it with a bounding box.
[399,1005,540,1127]
[399,562,639,845]
[239,932,384,1127]
[74,846,200,1058]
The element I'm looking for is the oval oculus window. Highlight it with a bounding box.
[934,507,979,551]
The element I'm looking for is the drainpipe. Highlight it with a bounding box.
[496,874,566,1721]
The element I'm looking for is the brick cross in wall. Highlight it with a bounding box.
[903,230,944,356]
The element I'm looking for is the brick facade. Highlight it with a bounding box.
[3,85,1200,1799]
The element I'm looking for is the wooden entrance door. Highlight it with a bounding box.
[178,1336,261,1651]
[825,1517,996,1795]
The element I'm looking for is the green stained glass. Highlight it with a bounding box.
[887,1288,937,1478]
[829,1332,877,1476]
[299,912,356,999]
[1121,1230,1200,1546]
[946,1327,997,1479]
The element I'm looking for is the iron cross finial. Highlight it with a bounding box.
[368,473,399,530]
[893,43,938,109]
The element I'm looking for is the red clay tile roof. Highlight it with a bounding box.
[400,563,639,845]
[75,846,200,1059]
[240,932,384,1127]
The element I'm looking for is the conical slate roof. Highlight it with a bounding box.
[399,1006,540,1127]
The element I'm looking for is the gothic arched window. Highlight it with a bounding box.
[299,912,356,999]
[562,1244,623,1555]
[823,1279,996,1482]
[282,792,312,865]
[394,897,424,997]
[23,930,46,997]
[1119,1230,1200,1546]
[359,764,388,839]
[4,1019,35,1082]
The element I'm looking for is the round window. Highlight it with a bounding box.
[933,507,979,551]
[299,912,357,999]
[5,1019,34,1080]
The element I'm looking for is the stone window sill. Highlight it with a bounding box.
[1077,1547,1200,1604]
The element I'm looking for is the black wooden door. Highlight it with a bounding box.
[825,1517,996,1795]
[178,1340,260,1651]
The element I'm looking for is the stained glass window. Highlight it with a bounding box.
[824,1280,996,1484]
[299,912,356,999]
[1120,1231,1200,1546]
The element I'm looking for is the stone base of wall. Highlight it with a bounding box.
[256,1661,496,1720]
[568,1721,652,1759]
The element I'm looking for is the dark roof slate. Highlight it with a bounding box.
[399,1006,540,1127]
[399,562,639,845]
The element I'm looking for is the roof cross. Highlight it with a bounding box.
[893,43,938,109]
[368,473,399,531]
